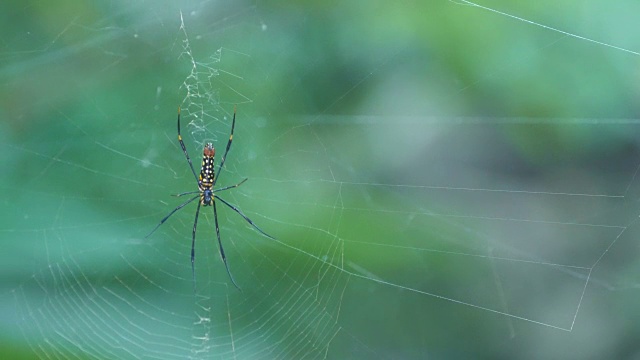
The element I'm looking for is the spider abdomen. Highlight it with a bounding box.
[199,143,216,187]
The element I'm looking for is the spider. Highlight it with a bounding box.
[146,106,274,290]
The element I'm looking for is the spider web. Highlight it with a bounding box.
[3,1,640,359]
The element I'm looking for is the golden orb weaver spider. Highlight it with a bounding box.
[146,106,274,290]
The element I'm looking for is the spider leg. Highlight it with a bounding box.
[216,195,275,240]
[191,201,201,285]
[177,107,199,183]
[213,200,241,290]
[146,195,199,238]
[214,178,247,193]
[172,190,200,197]
[213,106,236,187]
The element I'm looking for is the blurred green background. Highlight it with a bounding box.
[2,0,640,359]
